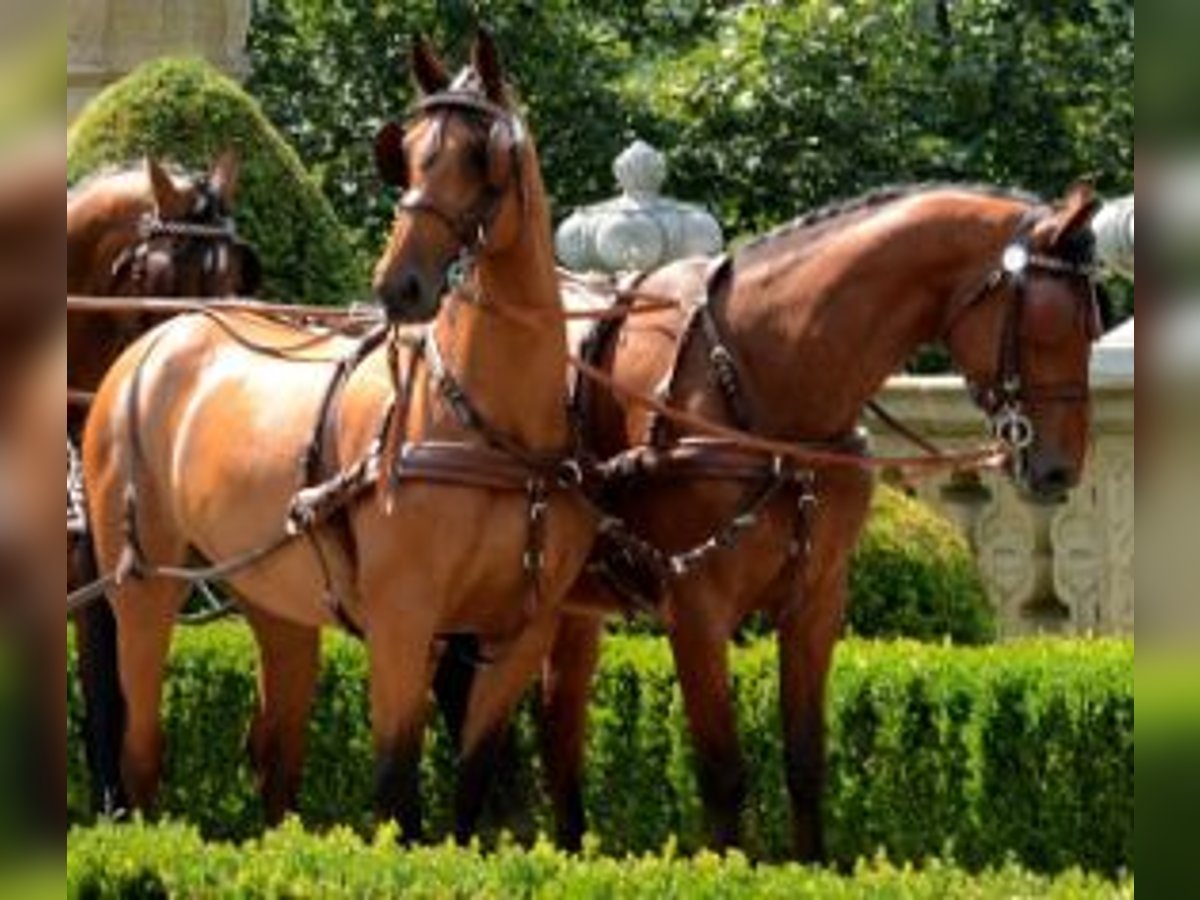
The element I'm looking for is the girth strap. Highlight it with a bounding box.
[387,441,570,492]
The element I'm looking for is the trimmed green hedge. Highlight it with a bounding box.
[848,487,993,643]
[67,822,1133,899]
[67,629,1132,874]
[68,57,363,304]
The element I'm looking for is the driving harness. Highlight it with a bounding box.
[285,320,583,638]
[569,256,863,617]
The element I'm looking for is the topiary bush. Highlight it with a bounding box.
[67,821,1133,899]
[848,486,994,644]
[66,628,1133,874]
[68,57,364,304]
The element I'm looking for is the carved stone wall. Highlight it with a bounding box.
[67,0,252,121]
[867,330,1134,636]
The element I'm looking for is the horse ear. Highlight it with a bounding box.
[146,157,188,219]
[374,121,408,187]
[471,27,507,105]
[209,150,241,209]
[411,35,450,95]
[1049,179,1102,249]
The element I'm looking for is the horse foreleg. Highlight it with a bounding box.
[777,581,844,864]
[670,606,744,851]
[779,476,870,863]
[365,613,435,844]
[455,608,561,845]
[109,578,187,816]
[432,635,482,751]
[244,607,320,827]
[538,611,602,852]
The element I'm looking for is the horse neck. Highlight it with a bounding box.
[66,182,148,295]
[432,147,570,450]
[727,194,1029,440]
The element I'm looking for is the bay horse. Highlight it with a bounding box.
[81,31,594,839]
[68,153,261,817]
[532,182,1105,858]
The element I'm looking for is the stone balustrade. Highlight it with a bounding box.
[867,320,1134,636]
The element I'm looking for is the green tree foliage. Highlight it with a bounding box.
[68,57,363,303]
[67,630,1132,873]
[248,0,1134,252]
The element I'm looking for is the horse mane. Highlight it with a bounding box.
[737,182,1048,263]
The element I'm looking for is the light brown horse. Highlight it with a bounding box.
[68,153,260,817]
[536,183,1105,858]
[82,31,594,839]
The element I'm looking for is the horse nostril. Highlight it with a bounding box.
[376,272,422,318]
[1037,466,1074,497]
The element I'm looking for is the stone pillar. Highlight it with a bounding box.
[67,0,252,121]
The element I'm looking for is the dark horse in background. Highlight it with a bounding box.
[68,152,261,817]
[526,182,1106,858]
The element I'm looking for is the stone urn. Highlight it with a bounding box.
[556,140,724,274]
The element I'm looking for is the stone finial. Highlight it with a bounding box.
[556,139,724,274]
[614,140,667,200]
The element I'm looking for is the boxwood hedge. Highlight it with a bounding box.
[848,486,993,644]
[67,821,1133,899]
[67,630,1132,875]
[68,57,363,304]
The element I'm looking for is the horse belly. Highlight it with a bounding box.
[355,487,592,641]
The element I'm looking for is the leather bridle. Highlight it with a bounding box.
[391,88,527,300]
[942,210,1101,459]
[110,177,249,294]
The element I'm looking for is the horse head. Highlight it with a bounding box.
[943,182,1104,502]
[372,29,528,322]
[107,151,261,298]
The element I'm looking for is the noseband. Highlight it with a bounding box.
[392,88,527,296]
[943,209,1100,457]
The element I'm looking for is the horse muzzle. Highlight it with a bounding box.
[373,266,443,324]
